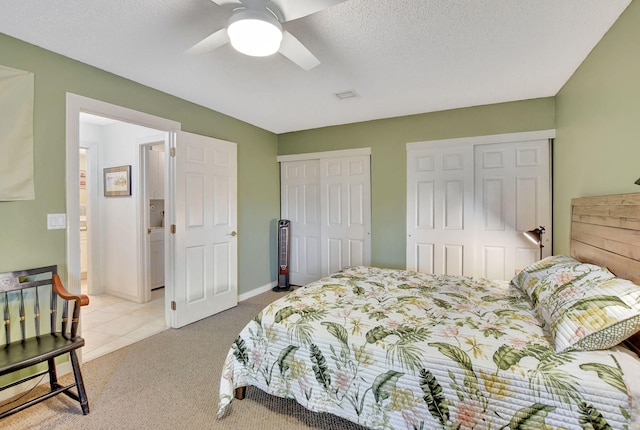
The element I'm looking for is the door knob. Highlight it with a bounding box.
[230,231,237,237]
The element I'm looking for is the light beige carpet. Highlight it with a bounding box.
[0,289,366,430]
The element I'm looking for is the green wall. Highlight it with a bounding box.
[554,1,640,255]
[278,98,556,269]
[0,33,279,294]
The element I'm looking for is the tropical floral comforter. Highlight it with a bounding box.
[217,266,638,429]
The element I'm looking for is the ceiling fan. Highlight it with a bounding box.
[188,0,346,71]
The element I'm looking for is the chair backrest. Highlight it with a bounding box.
[0,265,79,345]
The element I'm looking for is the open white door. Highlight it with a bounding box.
[169,131,238,328]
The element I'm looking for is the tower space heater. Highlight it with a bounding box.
[273,219,293,292]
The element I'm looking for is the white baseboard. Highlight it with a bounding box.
[238,280,277,302]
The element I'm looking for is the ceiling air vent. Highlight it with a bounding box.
[333,90,359,100]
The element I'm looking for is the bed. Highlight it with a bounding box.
[217,193,640,429]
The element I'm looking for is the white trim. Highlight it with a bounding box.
[137,134,167,304]
[68,94,181,131]
[406,129,556,151]
[238,281,277,302]
[66,93,181,329]
[276,147,371,162]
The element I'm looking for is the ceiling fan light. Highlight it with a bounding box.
[228,11,283,57]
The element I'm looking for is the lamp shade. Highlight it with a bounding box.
[227,9,283,57]
[524,226,545,260]
[524,226,545,245]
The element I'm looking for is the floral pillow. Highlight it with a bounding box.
[511,255,640,353]
[511,255,608,307]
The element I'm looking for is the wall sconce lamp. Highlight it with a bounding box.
[635,177,640,185]
[524,226,546,260]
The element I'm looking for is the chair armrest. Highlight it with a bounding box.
[53,274,90,307]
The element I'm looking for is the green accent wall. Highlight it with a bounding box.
[554,0,640,255]
[278,99,555,269]
[0,33,279,294]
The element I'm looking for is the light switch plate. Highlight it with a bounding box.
[47,213,67,230]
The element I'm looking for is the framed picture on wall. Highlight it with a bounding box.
[103,165,131,197]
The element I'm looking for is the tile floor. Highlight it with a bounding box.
[81,289,167,362]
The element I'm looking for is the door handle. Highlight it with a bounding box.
[230,231,237,237]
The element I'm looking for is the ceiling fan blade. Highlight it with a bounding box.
[271,0,346,22]
[186,29,230,56]
[279,30,320,71]
[209,0,242,6]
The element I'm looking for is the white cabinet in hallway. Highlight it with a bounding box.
[80,229,88,277]
[149,229,164,290]
[148,148,165,200]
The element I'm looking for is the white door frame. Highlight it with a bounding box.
[138,136,167,303]
[66,93,180,326]
[78,140,100,295]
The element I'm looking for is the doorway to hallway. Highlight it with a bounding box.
[77,112,169,358]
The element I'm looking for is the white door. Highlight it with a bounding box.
[407,131,553,280]
[406,142,474,275]
[170,131,237,328]
[279,150,371,283]
[474,139,551,280]
[280,160,321,286]
[321,156,371,274]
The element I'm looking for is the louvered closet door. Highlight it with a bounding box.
[406,143,475,275]
[280,160,321,286]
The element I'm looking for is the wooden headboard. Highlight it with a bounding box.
[571,192,640,284]
[570,192,640,354]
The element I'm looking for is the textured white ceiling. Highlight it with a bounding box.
[0,0,631,133]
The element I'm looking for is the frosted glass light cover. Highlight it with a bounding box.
[228,18,283,57]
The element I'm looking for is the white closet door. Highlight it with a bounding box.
[320,156,371,274]
[406,143,474,275]
[474,139,551,280]
[280,150,371,285]
[280,160,321,286]
[407,131,553,281]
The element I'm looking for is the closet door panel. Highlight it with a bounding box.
[408,133,551,280]
[474,139,551,280]
[406,143,474,276]
[320,155,371,276]
[281,153,371,284]
[349,239,365,267]
[280,160,321,286]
